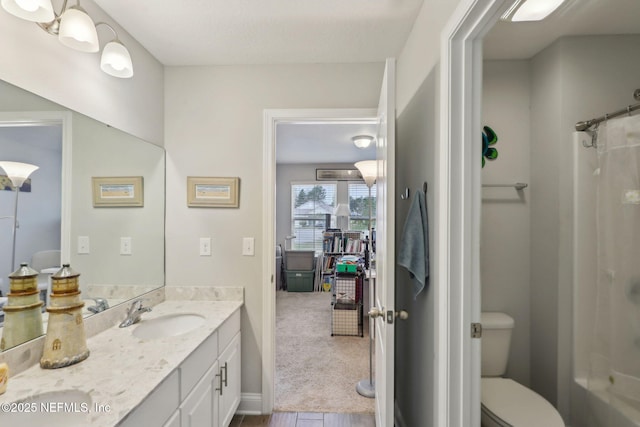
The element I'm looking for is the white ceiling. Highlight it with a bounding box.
[91,0,640,163]
[93,0,424,66]
[485,0,640,59]
[276,122,377,164]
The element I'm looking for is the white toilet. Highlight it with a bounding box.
[481,312,565,427]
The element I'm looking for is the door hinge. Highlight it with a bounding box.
[471,322,482,339]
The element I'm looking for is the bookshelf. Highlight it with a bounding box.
[321,230,363,288]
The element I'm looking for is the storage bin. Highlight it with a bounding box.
[336,263,357,273]
[285,269,315,292]
[284,251,316,271]
[331,303,361,336]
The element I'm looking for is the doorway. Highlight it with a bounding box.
[261,108,377,414]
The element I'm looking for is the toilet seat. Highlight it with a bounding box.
[481,378,565,427]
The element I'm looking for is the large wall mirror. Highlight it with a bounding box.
[0,79,165,351]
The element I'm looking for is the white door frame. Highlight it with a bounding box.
[261,108,377,413]
[438,1,510,425]
[0,111,73,267]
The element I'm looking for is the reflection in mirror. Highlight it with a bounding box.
[0,79,165,351]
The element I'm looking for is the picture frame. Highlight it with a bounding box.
[315,168,363,181]
[92,176,144,207]
[187,176,240,208]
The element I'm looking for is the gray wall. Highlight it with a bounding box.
[481,60,531,387]
[481,35,640,426]
[394,66,438,427]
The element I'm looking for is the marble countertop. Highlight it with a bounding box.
[0,299,243,426]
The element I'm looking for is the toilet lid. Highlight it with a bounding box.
[481,378,565,427]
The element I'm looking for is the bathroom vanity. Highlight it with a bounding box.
[0,291,243,427]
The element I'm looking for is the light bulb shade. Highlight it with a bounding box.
[352,135,374,149]
[334,203,351,217]
[101,41,134,78]
[0,161,39,188]
[58,6,99,52]
[1,0,54,22]
[354,160,377,188]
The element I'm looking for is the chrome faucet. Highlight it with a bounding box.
[87,297,109,314]
[119,299,152,328]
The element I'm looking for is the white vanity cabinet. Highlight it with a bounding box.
[119,308,241,427]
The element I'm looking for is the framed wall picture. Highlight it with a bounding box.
[92,176,144,207]
[315,169,363,181]
[187,176,240,208]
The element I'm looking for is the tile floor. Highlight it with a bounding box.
[230,412,375,427]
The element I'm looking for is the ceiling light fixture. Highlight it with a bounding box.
[352,135,374,149]
[1,0,134,78]
[501,0,566,22]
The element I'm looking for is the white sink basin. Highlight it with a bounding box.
[132,313,205,339]
[7,389,91,427]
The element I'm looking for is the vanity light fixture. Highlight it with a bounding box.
[501,0,566,21]
[1,0,134,78]
[352,135,375,149]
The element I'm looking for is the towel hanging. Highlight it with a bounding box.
[397,188,429,298]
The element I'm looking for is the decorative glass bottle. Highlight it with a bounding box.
[0,263,44,351]
[40,264,90,369]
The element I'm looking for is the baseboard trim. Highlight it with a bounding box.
[395,399,407,427]
[237,393,262,415]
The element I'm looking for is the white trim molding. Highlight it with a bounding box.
[237,393,263,415]
[0,110,73,267]
[438,1,510,426]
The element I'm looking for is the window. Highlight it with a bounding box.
[291,182,337,251]
[348,183,376,235]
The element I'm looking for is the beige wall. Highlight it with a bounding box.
[0,0,164,145]
[164,63,384,394]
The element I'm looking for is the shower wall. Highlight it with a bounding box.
[481,60,532,387]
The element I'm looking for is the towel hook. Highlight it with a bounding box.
[401,188,410,200]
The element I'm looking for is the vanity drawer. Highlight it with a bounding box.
[180,330,218,401]
[118,369,180,427]
[218,308,240,351]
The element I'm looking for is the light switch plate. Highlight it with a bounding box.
[120,237,132,255]
[200,237,211,256]
[242,237,255,256]
[78,236,90,254]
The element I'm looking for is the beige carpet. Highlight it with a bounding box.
[274,290,375,414]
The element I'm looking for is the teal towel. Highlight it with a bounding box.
[397,189,429,298]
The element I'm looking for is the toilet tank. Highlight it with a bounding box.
[481,312,515,377]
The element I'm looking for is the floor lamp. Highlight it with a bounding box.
[0,161,39,274]
[354,160,376,398]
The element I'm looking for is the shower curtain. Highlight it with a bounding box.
[589,114,640,424]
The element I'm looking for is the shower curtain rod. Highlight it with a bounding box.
[575,89,640,131]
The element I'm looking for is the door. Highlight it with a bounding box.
[371,58,396,427]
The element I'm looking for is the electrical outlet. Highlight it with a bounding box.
[78,236,90,254]
[200,237,211,256]
[242,237,255,256]
[120,237,132,255]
